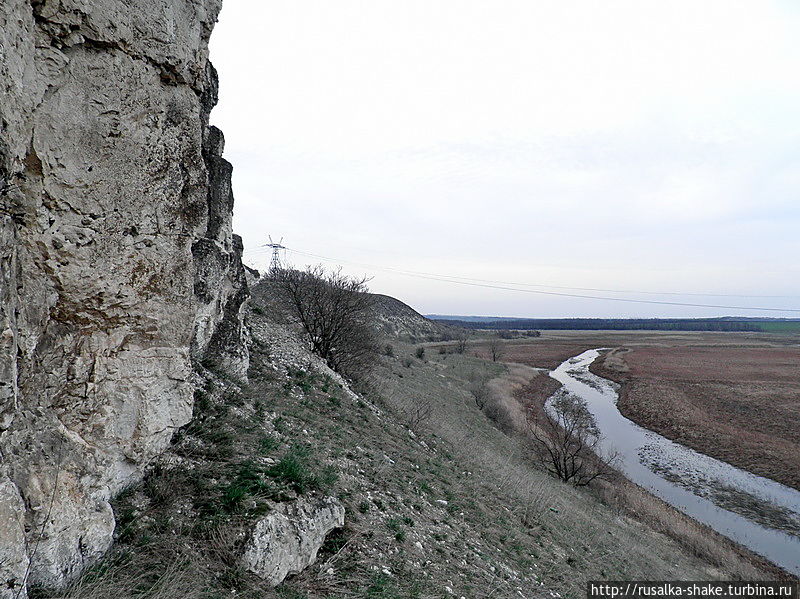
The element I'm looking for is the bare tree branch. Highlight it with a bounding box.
[527,393,618,486]
[275,265,378,381]
[488,337,504,362]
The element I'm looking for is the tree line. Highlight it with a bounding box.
[434,318,765,332]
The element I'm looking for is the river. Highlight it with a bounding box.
[548,349,800,576]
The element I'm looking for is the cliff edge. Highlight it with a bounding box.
[0,1,246,594]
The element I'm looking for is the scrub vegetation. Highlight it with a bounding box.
[36,301,791,599]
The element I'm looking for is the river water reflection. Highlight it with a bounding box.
[548,349,800,575]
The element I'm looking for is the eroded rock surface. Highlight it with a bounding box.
[0,0,247,594]
[243,496,345,586]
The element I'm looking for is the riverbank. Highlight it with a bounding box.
[555,351,800,578]
[590,344,800,492]
[503,338,796,581]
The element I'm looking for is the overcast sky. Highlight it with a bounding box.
[209,1,800,318]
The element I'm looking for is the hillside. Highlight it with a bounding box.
[370,294,448,342]
[33,281,777,599]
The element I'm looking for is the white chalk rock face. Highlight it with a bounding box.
[243,497,346,586]
[0,0,247,593]
[0,474,28,598]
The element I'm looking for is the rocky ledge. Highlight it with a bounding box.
[0,1,247,595]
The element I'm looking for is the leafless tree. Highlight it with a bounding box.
[527,393,618,486]
[454,331,468,354]
[488,337,504,362]
[468,371,490,410]
[405,399,433,431]
[276,265,378,380]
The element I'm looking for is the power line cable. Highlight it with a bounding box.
[246,243,800,299]
[252,246,800,299]
[282,247,800,314]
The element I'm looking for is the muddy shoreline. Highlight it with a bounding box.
[555,350,800,577]
[589,347,800,492]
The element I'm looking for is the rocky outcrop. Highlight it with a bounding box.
[0,0,247,595]
[0,476,28,595]
[370,294,445,342]
[242,497,345,586]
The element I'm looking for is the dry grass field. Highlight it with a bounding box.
[471,329,800,491]
[592,343,800,491]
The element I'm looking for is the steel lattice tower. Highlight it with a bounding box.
[266,236,285,276]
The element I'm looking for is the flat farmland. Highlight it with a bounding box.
[474,330,800,490]
[470,330,717,369]
[594,344,800,491]
[471,329,793,369]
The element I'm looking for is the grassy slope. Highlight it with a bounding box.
[370,342,776,588]
[38,299,776,599]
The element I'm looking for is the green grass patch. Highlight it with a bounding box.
[267,445,338,494]
[259,434,279,453]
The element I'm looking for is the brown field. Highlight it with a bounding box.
[474,330,800,491]
[592,343,800,491]
[474,330,799,579]
[468,329,797,368]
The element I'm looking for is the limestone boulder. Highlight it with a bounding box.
[242,497,345,586]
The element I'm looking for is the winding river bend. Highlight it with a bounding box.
[548,349,800,575]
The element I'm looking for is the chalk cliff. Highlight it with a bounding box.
[0,0,246,594]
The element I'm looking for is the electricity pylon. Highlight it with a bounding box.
[266,235,285,277]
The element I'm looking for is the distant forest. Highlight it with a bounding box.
[430,317,800,332]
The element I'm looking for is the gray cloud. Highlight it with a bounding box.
[211,1,800,317]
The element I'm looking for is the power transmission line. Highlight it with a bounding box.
[245,246,800,299]
[317,251,798,298]
[265,235,286,276]
[281,247,800,314]
[241,244,800,299]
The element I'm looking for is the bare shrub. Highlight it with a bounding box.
[466,370,516,433]
[527,393,618,485]
[468,372,490,410]
[405,400,433,431]
[454,331,468,354]
[483,398,516,434]
[276,265,378,381]
[488,337,504,362]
